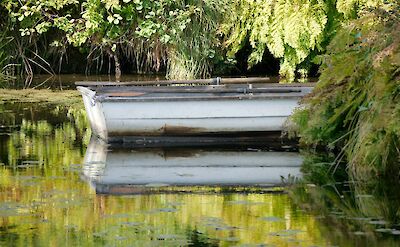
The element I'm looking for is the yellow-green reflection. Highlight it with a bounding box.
[1,102,400,246]
[1,177,329,246]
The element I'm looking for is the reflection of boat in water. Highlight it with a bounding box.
[82,138,303,194]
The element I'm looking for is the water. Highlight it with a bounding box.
[2,74,166,89]
[2,74,317,89]
[1,99,400,246]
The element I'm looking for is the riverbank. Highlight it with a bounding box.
[291,6,399,179]
[0,89,82,106]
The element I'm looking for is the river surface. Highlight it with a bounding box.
[1,91,400,246]
[3,74,316,89]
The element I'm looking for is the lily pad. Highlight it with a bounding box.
[201,217,222,222]
[103,213,132,218]
[17,160,42,168]
[158,208,178,213]
[166,202,185,207]
[227,200,264,205]
[233,244,275,247]
[368,220,387,225]
[156,234,186,240]
[219,236,240,242]
[17,176,41,180]
[391,230,400,235]
[259,216,283,222]
[115,235,128,240]
[0,210,31,217]
[65,224,78,230]
[0,202,32,217]
[21,181,40,186]
[21,160,41,164]
[375,228,392,233]
[143,208,178,214]
[269,229,304,237]
[120,222,142,227]
[93,231,107,237]
[215,225,236,231]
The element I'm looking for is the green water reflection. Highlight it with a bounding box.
[289,152,400,246]
[0,102,399,246]
[4,74,165,90]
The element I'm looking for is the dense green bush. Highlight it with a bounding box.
[1,0,224,79]
[0,0,388,81]
[291,2,400,178]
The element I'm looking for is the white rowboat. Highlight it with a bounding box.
[76,78,313,143]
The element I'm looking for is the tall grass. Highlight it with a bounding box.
[0,29,15,84]
[291,4,400,179]
[0,16,56,87]
[166,0,224,80]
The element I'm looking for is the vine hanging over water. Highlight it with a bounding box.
[222,0,331,82]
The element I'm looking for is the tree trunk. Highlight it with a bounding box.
[114,53,121,82]
[106,47,121,82]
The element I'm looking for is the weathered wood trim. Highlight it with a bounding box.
[96,86,307,94]
[76,79,316,88]
[96,93,307,102]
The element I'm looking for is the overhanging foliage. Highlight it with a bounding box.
[291,2,400,178]
[0,0,386,81]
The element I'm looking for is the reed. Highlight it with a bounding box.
[0,29,15,84]
[165,0,223,80]
[289,151,400,244]
[291,3,400,179]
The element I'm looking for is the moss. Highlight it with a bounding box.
[0,89,83,107]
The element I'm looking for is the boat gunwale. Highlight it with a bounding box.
[77,83,314,102]
[75,77,277,86]
[94,85,313,94]
[95,93,307,102]
[82,82,315,90]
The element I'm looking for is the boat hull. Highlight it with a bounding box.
[103,99,296,135]
[77,84,312,142]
